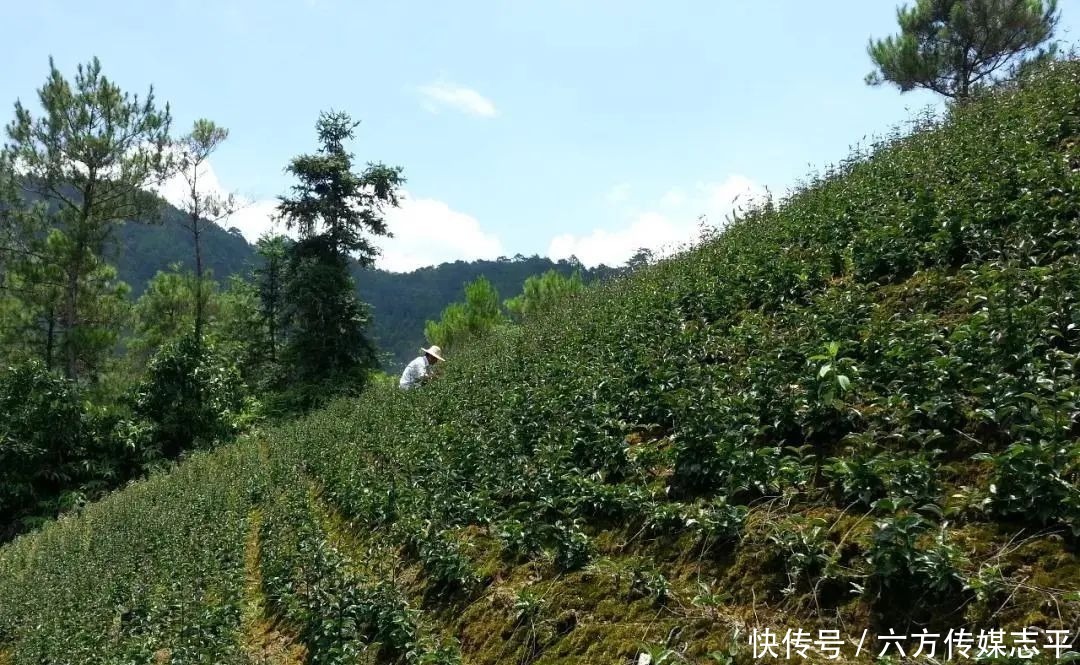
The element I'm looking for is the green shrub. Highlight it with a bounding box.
[0,362,144,540]
[134,334,249,458]
[823,443,939,508]
[767,516,840,595]
[867,509,966,602]
[981,440,1080,536]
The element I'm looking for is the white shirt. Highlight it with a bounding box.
[399,355,431,390]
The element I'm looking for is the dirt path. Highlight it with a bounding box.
[241,509,307,665]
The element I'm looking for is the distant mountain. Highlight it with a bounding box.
[354,256,618,369]
[109,204,256,295]
[108,202,618,370]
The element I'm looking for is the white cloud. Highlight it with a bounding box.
[549,211,684,269]
[548,174,766,268]
[157,158,505,270]
[155,158,288,242]
[154,159,502,271]
[417,82,498,118]
[226,198,286,240]
[377,192,504,272]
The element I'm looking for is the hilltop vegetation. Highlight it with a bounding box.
[1,57,1078,664]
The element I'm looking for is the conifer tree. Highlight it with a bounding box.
[172,119,234,348]
[425,276,505,353]
[3,57,171,381]
[276,112,403,403]
[505,269,584,321]
[252,233,290,364]
[867,0,1060,99]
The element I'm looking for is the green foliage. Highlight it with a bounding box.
[275,112,401,409]
[252,233,290,365]
[823,440,939,508]
[504,269,584,321]
[359,255,618,367]
[258,480,458,664]
[104,214,612,369]
[767,516,841,595]
[0,441,265,662]
[109,199,254,302]
[277,111,403,265]
[396,520,479,593]
[867,0,1060,98]
[171,118,235,346]
[627,562,670,605]
[424,276,505,353]
[134,334,248,459]
[277,237,375,411]
[212,275,267,380]
[3,56,171,381]
[867,509,966,601]
[0,362,141,541]
[130,265,218,362]
[981,440,1080,535]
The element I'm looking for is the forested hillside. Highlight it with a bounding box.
[110,207,255,297]
[108,212,610,367]
[356,257,616,366]
[2,56,1078,665]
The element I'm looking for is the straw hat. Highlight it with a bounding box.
[421,345,446,362]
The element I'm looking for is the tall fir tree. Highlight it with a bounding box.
[276,111,403,404]
[3,57,171,381]
[867,0,1060,99]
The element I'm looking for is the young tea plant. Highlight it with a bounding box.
[767,516,841,597]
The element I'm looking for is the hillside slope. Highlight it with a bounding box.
[109,204,256,297]
[2,63,1080,664]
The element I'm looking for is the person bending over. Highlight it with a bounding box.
[399,345,445,390]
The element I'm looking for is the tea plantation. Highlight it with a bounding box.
[2,62,1079,664]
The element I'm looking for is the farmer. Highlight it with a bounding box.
[399,345,445,390]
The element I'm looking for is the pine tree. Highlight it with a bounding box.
[172,119,234,348]
[276,112,403,404]
[505,269,584,321]
[867,0,1060,99]
[130,266,217,363]
[213,275,264,382]
[425,276,505,353]
[3,57,171,381]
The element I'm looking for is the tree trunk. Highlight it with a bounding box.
[193,216,204,349]
[65,177,96,382]
[63,264,79,381]
[44,306,55,371]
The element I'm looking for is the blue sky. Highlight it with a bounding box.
[4,1,1078,271]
